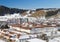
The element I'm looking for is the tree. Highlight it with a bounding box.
[46,10,58,17]
[0,24,9,30]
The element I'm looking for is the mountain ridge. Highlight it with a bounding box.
[0,5,60,18]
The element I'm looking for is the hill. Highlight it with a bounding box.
[0,5,28,16]
[0,5,60,18]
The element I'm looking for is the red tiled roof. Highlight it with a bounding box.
[10,24,21,27]
[9,23,58,29]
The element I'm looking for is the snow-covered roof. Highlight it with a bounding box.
[0,16,8,21]
[0,13,21,19]
[0,19,8,21]
[26,10,30,14]
[19,35,29,39]
[27,38,46,42]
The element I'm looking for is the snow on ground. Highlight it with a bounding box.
[0,39,6,42]
[49,37,60,42]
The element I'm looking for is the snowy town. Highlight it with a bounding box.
[0,9,60,42]
[0,0,60,42]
